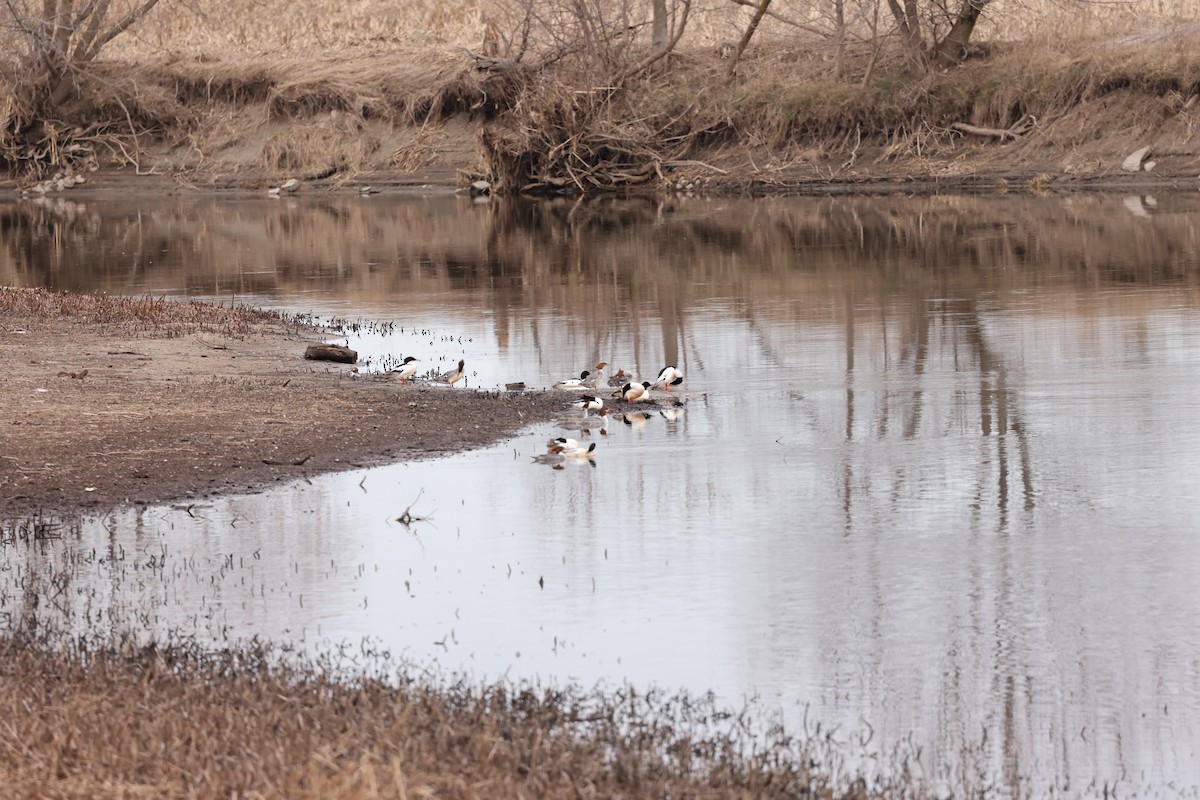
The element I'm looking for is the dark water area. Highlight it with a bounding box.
[3,190,1200,797]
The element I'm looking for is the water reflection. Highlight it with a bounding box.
[3,191,1200,796]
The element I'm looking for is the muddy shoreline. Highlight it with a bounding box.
[7,158,1197,202]
[0,290,568,519]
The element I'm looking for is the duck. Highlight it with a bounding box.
[620,381,653,403]
[607,368,629,387]
[437,359,466,385]
[652,365,684,390]
[554,370,591,390]
[388,356,421,383]
[571,394,604,413]
[532,449,566,466]
[547,436,581,451]
[582,362,608,389]
[562,442,597,460]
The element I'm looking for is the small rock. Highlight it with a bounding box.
[1143,160,1157,172]
[469,179,491,196]
[1122,146,1151,172]
[280,178,301,192]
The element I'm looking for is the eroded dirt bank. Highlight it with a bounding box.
[0,289,564,519]
[7,36,1200,199]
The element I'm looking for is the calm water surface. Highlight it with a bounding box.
[3,191,1200,796]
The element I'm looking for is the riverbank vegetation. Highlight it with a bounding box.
[2,0,1199,191]
[0,624,917,799]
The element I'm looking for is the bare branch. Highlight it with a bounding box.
[85,0,159,61]
[614,0,690,83]
[725,0,771,81]
[727,0,832,38]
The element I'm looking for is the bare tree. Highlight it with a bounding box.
[933,0,992,66]
[3,0,162,106]
[884,0,995,68]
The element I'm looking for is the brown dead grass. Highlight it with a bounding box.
[0,629,899,800]
[0,285,281,336]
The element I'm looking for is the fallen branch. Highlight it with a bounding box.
[950,114,1036,142]
[950,122,1019,140]
[396,489,432,527]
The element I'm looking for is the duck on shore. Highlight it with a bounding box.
[554,370,591,390]
[582,362,608,389]
[620,381,653,403]
[652,365,683,391]
[388,356,420,383]
[607,368,629,387]
[572,394,604,412]
[437,359,466,385]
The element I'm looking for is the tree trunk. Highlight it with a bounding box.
[651,0,669,50]
[934,0,991,67]
[885,0,926,63]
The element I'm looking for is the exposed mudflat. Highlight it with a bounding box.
[0,292,566,518]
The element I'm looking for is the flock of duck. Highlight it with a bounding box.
[539,361,687,467]
[384,356,685,467]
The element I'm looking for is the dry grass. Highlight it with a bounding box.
[0,286,282,337]
[0,628,909,799]
[103,0,1200,62]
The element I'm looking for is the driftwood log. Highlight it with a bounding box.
[304,344,357,364]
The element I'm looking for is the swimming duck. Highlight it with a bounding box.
[547,436,581,451]
[607,368,629,387]
[388,356,420,383]
[554,370,591,390]
[582,362,608,389]
[562,442,597,460]
[652,365,683,390]
[437,359,466,386]
[621,381,653,403]
[532,450,566,466]
[572,394,604,412]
